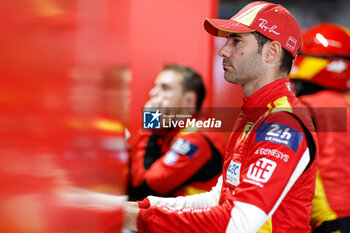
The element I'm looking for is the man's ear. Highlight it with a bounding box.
[183,91,197,107]
[264,41,282,63]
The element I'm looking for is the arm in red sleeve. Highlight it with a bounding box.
[137,201,268,233]
[129,131,214,200]
[137,198,150,209]
[137,176,222,209]
[135,113,315,233]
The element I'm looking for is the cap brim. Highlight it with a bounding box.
[204,18,255,37]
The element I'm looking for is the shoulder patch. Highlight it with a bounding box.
[164,151,179,165]
[171,138,198,158]
[255,122,303,152]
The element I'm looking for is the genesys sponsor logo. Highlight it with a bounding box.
[254,147,289,162]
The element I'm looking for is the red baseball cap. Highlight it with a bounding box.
[204,1,302,57]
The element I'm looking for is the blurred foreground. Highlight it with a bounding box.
[0,1,129,232]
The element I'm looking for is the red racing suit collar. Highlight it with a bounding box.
[242,78,293,111]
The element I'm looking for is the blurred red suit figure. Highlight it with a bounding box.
[62,65,131,195]
[0,0,130,232]
[290,23,350,233]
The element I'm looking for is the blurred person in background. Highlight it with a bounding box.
[0,63,131,233]
[0,64,131,233]
[290,23,350,233]
[0,0,130,231]
[128,64,226,201]
[101,64,132,126]
[123,2,318,232]
[62,65,131,195]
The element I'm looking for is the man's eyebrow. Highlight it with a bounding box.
[227,33,243,39]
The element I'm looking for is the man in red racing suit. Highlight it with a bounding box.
[123,2,318,232]
[135,78,317,233]
[128,64,226,201]
[129,129,226,200]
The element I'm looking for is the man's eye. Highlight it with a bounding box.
[229,38,241,46]
[161,85,170,91]
[234,39,242,45]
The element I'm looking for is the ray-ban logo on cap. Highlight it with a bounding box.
[258,18,280,35]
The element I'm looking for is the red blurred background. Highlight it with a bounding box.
[0,0,242,232]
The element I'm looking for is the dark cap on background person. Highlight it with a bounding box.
[204,1,302,57]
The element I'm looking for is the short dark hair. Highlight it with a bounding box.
[253,32,294,74]
[163,64,206,112]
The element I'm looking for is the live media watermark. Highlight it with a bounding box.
[143,109,221,130]
[142,107,347,132]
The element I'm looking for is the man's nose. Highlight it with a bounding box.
[149,86,158,97]
[218,42,231,58]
